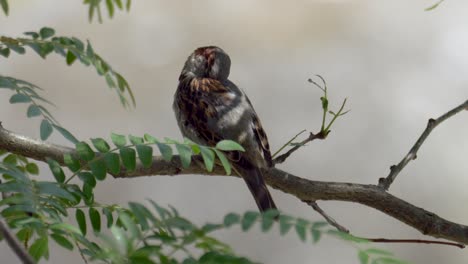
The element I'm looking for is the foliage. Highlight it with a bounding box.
[0,0,131,22]
[0,2,408,264]
[0,148,407,263]
[0,28,135,109]
[84,0,132,23]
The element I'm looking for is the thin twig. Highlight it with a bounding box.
[362,237,465,249]
[0,217,35,264]
[307,201,464,248]
[273,131,326,165]
[307,201,349,233]
[271,130,306,158]
[74,240,89,264]
[378,99,468,190]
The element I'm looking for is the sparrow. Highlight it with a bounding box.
[173,46,277,212]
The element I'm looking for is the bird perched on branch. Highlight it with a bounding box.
[173,46,277,212]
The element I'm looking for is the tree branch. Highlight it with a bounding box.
[378,99,468,190]
[307,201,349,233]
[0,216,35,264]
[1,125,468,245]
[273,131,326,165]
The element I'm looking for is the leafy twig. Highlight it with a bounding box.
[378,99,468,190]
[271,129,306,158]
[425,0,446,11]
[0,216,35,264]
[273,75,349,164]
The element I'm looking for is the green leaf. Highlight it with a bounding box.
[46,158,65,183]
[0,0,9,15]
[91,138,111,153]
[358,251,369,264]
[129,135,144,145]
[76,142,95,161]
[76,209,87,235]
[320,96,329,110]
[118,211,139,238]
[261,209,279,232]
[104,152,120,174]
[26,104,41,117]
[111,132,126,147]
[78,172,96,188]
[16,228,31,242]
[200,146,215,172]
[120,147,136,171]
[156,142,173,161]
[279,214,294,235]
[214,149,231,175]
[49,222,82,235]
[28,237,49,262]
[143,133,157,143]
[175,143,192,168]
[128,202,150,230]
[65,50,77,65]
[105,74,116,88]
[9,93,31,103]
[215,140,245,152]
[114,0,123,9]
[241,211,259,231]
[223,213,240,227]
[78,171,96,188]
[52,125,78,143]
[6,43,25,54]
[36,182,76,202]
[24,31,39,39]
[0,47,10,57]
[82,183,94,205]
[39,27,55,39]
[40,119,53,140]
[102,207,114,228]
[136,144,153,168]
[89,159,107,181]
[63,153,80,172]
[3,153,17,164]
[89,207,101,233]
[105,0,115,17]
[25,163,39,175]
[311,229,321,243]
[51,233,73,251]
[295,218,308,242]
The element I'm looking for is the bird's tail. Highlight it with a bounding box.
[235,162,277,213]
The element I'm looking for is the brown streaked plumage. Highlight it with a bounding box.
[173,46,277,212]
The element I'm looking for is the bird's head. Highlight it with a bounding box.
[179,46,231,81]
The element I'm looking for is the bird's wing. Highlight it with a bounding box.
[175,77,277,212]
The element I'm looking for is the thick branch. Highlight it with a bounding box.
[2,126,468,244]
[378,99,468,190]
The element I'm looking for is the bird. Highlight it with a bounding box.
[173,46,277,213]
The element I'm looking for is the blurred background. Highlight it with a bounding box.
[1,0,468,263]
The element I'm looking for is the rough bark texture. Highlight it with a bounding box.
[1,125,468,244]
